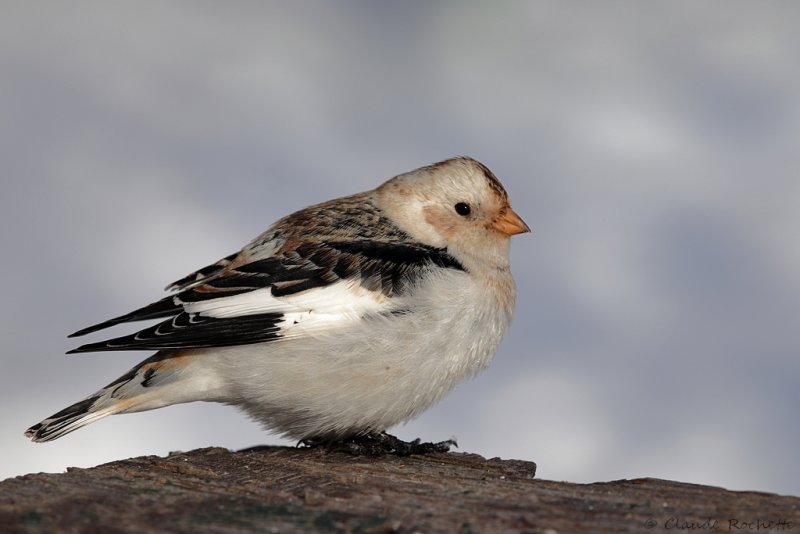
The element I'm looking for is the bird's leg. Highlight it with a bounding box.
[305,432,457,456]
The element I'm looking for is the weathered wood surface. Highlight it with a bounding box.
[1,446,797,533]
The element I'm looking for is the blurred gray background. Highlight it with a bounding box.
[2,2,798,495]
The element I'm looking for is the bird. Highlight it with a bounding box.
[26,156,529,454]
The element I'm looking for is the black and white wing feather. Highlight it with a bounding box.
[67,238,464,354]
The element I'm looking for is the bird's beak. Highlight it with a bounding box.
[492,208,531,236]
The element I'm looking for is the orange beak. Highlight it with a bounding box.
[492,207,531,236]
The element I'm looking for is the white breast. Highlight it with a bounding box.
[202,268,515,440]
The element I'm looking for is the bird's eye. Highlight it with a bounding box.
[454,202,471,216]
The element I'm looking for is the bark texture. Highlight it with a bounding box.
[1,446,798,533]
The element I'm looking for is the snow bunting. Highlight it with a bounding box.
[26,156,529,453]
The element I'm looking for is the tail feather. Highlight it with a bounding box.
[25,350,222,442]
[25,394,117,442]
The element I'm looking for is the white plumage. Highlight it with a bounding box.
[26,156,529,451]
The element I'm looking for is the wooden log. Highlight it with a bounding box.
[1,447,797,533]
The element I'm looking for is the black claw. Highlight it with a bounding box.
[302,432,457,456]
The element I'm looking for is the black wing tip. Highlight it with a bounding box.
[68,317,133,339]
[66,312,284,353]
[67,296,181,339]
[67,341,131,354]
[68,325,103,338]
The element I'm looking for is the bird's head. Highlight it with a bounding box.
[376,157,529,270]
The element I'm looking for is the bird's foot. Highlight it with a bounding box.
[300,432,457,456]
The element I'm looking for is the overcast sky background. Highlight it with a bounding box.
[1,2,798,495]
